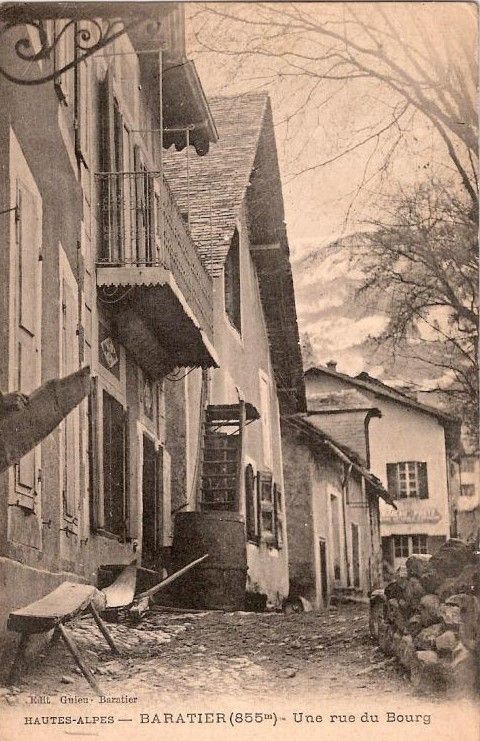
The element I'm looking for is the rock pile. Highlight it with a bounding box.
[371,539,480,694]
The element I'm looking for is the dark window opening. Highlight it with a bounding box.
[102,390,128,538]
[224,228,241,334]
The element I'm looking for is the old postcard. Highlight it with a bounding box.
[0,1,478,739]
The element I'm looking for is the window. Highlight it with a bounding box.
[255,471,282,547]
[102,390,128,537]
[460,457,476,474]
[394,535,410,558]
[98,72,154,266]
[386,461,428,500]
[461,484,476,498]
[224,228,241,333]
[394,534,428,558]
[258,471,274,542]
[411,534,428,554]
[74,54,89,167]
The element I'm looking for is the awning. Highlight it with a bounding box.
[163,60,218,156]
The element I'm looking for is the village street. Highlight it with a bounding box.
[4,602,480,741]
[1,603,425,704]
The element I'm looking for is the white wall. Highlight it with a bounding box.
[369,400,450,538]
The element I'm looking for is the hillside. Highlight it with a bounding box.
[291,233,451,393]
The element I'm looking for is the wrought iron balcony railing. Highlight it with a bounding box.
[95,169,213,340]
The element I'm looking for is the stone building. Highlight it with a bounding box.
[282,415,394,608]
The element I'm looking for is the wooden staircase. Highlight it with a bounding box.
[199,402,259,511]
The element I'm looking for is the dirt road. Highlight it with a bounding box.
[3,603,479,741]
[1,603,423,703]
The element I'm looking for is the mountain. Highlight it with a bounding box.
[291,233,450,391]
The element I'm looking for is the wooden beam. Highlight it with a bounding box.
[89,603,120,655]
[250,242,282,253]
[58,624,102,696]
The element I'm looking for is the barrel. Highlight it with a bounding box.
[170,511,247,610]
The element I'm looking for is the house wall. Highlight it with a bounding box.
[0,25,195,662]
[452,455,480,544]
[209,202,288,605]
[0,36,86,664]
[281,424,316,602]
[282,422,382,610]
[306,373,450,567]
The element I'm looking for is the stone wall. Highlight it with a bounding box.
[370,539,479,694]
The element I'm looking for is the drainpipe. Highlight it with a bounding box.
[341,462,353,588]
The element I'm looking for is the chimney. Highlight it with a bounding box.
[326,360,337,371]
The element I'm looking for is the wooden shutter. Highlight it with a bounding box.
[14,343,37,509]
[418,462,429,499]
[146,172,155,264]
[18,186,38,335]
[273,484,284,549]
[123,406,130,540]
[386,463,398,500]
[102,391,127,538]
[98,71,115,261]
[62,277,78,520]
[88,376,100,530]
[162,448,172,546]
[14,183,41,511]
[245,464,256,541]
[155,445,164,550]
[74,37,88,168]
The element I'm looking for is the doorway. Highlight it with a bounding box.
[351,523,360,588]
[318,538,328,606]
[142,435,162,570]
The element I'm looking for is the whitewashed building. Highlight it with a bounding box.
[305,365,461,570]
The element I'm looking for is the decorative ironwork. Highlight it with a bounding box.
[0,16,143,85]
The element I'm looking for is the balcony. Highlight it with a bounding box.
[95,170,217,379]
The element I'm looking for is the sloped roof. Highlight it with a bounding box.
[164,91,306,414]
[284,415,395,507]
[163,91,269,275]
[306,365,458,424]
[306,365,461,454]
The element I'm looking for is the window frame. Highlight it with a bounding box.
[394,534,428,558]
[461,484,476,498]
[256,470,283,548]
[386,461,429,500]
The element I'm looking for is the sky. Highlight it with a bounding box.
[187,2,475,253]
[185,2,477,376]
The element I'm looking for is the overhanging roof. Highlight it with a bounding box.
[163,91,306,414]
[306,365,461,454]
[284,414,396,508]
[163,60,218,156]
